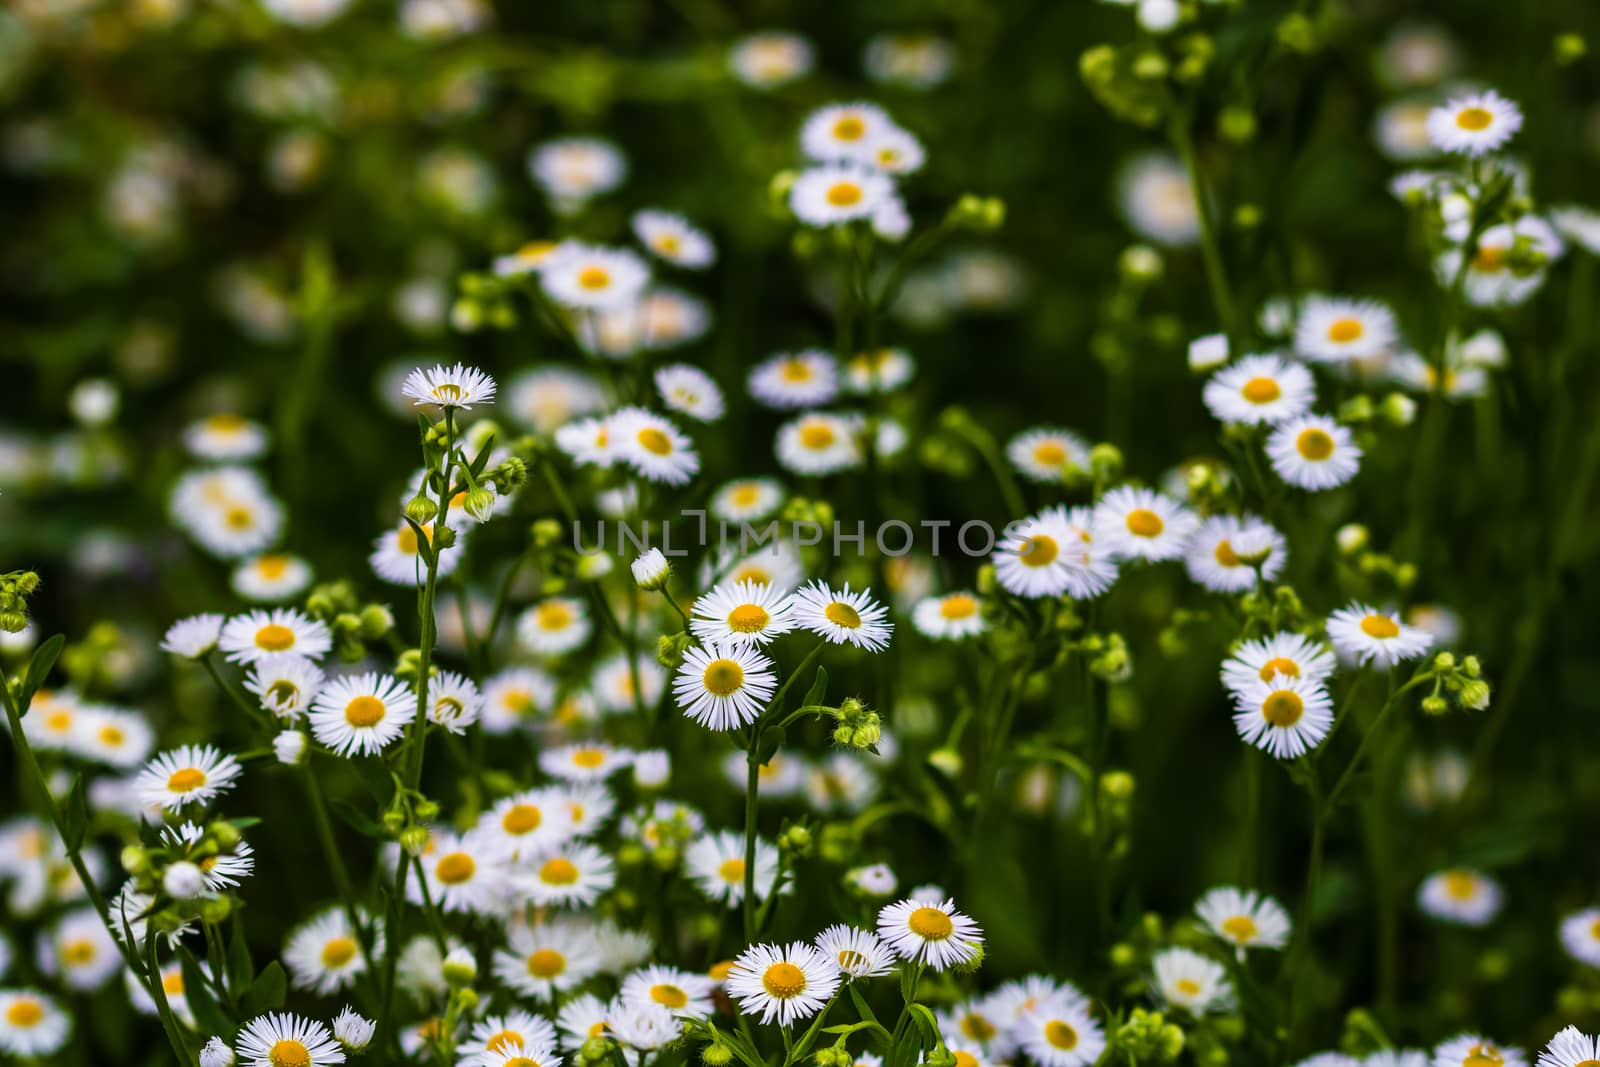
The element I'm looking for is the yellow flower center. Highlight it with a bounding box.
[435,852,476,884]
[1326,318,1364,343]
[100,725,128,748]
[571,747,606,768]
[799,422,836,449]
[962,1015,997,1042]
[321,936,358,968]
[1045,1020,1078,1050]
[654,234,683,256]
[345,695,387,728]
[1296,428,1335,460]
[731,485,762,507]
[824,602,862,628]
[728,604,770,632]
[205,413,247,433]
[780,360,814,382]
[1019,534,1058,568]
[826,182,863,207]
[762,961,807,998]
[1241,377,1281,404]
[1032,441,1067,467]
[4,998,42,1027]
[540,857,580,885]
[255,554,291,580]
[1126,508,1164,538]
[1221,915,1258,942]
[1360,614,1400,639]
[503,804,542,835]
[1456,107,1493,131]
[536,601,573,630]
[939,594,979,620]
[528,949,566,978]
[162,972,185,995]
[485,1030,526,1054]
[703,658,746,696]
[61,938,97,966]
[1176,978,1201,996]
[45,710,72,732]
[225,505,255,530]
[837,948,868,971]
[1258,657,1300,681]
[1444,870,1479,900]
[1261,690,1304,727]
[907,907,954,940]
[833,116,866,141]
[637,427,673,456]
[270,1040,311,1067]
[1463,1045,1504,1067]
[650,984,689,1009]
[255,624,296,651]
[718,857,746,883]
[432,383,464,403]
[1472,245,1507,273]
[1213,539,1240,566]
[167,767,207,793]
[578,266,611,290]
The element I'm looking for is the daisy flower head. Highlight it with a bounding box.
[653,364,725,423]
[170,467,285,560]
[1185,514,1287,594]
[1119,151,1199,247]
[163,823,254,893]
[621,964,715,1017]
[183,413,269,461]
[1540,1029,1600,1067]
[425,670,482,733]
[1092,486,1201,562]
[1326,603,1434,669]
[1560,907,1600,967]
[691,580,795,647]
[790,164,893,227]
[232,553,314,603]
[800,102,896,163]
[710,478,786,524]
[541,243,650,310]
[521,841,616,908]
[792,580,893,651]
[38,907,120,991]
[993,507,1091,600]
[1389,351,1488,400]
[1446,216,1565,308]
[1017,991,1106,1067]
[1007,427,1091,484]
[877,897,983,970]
[402,363,496,410]
[459,1010,562,1065]
[517,597,592,656]
[308,672,415,757]
[480,668,556,734]
[1426,89,1523,157]
[632,210,715,270]
[1365,1053,1430,1067]
[135,744,242,812]
[1266,414,1363,491]
[814,924,895,980]
[748,350,841,410]
[412,828,510,916]
[528,137,627,207]
[591,654,666,714]
[1195,887,1291,955]
[1153,947,1232,1015]
[243,655,324,722]
[1434,1036,1527,1067]
[1221,631,1337,695]
[235,1011,347,1067]
[219,609,332,664]
[1294,297,1399,364]
[493,919,603,1003]
[686,830,781,907]
[539,742,633,783]
[483,787,575,858]
[1202,354,1317,426]
[284,907,375,996]
[1231,674,1335,759]
[674,643,778,731]
[331,1008,373,1052]
[161,613,225,659]
[71,706,154,768]
[506,366,606,435]
[1418,868,1503,927]
[865,32,955,89]
[731,31,814,89]
[864,127,926,176]
[370,518,464,586]
[775,412,864,475]
[912,591,987,641]
[0,989,70,1058]
[727,941,840,1026]
[609,407,700,486]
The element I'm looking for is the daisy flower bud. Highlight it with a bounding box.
[1088,443,1123,483]
[273,730,307,766]
[399,826,431,855]
[199,1036,235,1067]
[1462,655,1482,677]
[332,1007,374,1050]
[405,494,438,523]
[1458,680,1491,710]
[632,548,671,590]
[1120,245,1164,282]
[464,486,497,523]
[358,604,394,638]
[1421,695,1450,716]
[582,1036,615,1063]
[121,845,150,876]
[442,946,477,986]
[1379,392,1417,426]
[532,518,563,546]
[703,1045,734,1067]
[162,860,205,900]
[1336,524,1369,555]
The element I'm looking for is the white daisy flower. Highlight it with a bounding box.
[863,126,925,176]
[69,706,154,768]
[370,519,464,586]
[184,413,269,461]
[479,668,556,734]
[1326,603,1435,669]
[1202,355,1317,425]
[730,31,814,90]
[308,673,415,757]
[800,102,896,162]
[1266,414,1363,491]
[458,1009,561,1065]
[591,654,666,715]
[1294,297,1399,364]
[1426,90,1523,156]
[244,655,325,721]
[1364,1052,1430,1067]
[0,989,70,1058]
[1195,886,1291,955]
[710,478,786,524]
[231,553,314,603]
[1418,868,1503,927]
[480,788,576,860]
[555,993,616,1053]
[993,507,1091,600]
[789,165,893,227]
[527,137,626,206]
[1231,674,1335,759]
[1185,514,1287,594]
[331,1008,373,1052]
[1017,992,1105,1067]
[791,580,893,651]
[284,907,375,996]
[653,364,725,423]
[1537,1027,1600,1067]
[520,842,615,907]
[1092,486,1201,562]
[425,670,481,734]
[538,742,633,783]
[808,753,882,814]
[686,830,781,907]
[726,941,840,1026]
[218,609,332,664]
[814,924,895,980]
[611,408,700,486]
[542,244,650,310]
[162,823,255,893]
[844,348,915,394]
[610,1000,682,1055]
[517,597,592,656]
[911,591,986,641]
[1220,632,1337,695]
[235,1011,347,1067]
[1388,351,1489,400]
[748,350,841,410]
[1188,333,1230,373]
[877,897,982,971]
[1551,205,1600,256]
[864,33,954,89]
[632,210,715,269]
[1442,216,1565,308]
[492,919,604,1004]
[621,964,715,1017]
[691,580,795,647]
[1118,151,1199,247]
[1433,1036,1526,1067]
[402,363,496,409]
[135,744,243,812]
[1560,907,1600,968]
[673,644,778,731]
[412,828,509,916]
[775,412,864,475]
[160,613,226,659]
[506,366,607,435]
[1153,947,1232,1015]
[1007,427,1091,484]
[36,907,119,991]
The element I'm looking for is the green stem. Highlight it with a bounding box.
[1170,114,1240,354]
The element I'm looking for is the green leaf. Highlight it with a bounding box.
[228,917,254,996]
[179,949,233,1037]
[756,725,786,764]
[848,982,880,1026]
[240,961,287,1016]
[468,435,497,478]
[402,517,435,566]
[60,774,89,849]
[20,634,65,710]
[801,666,828,711]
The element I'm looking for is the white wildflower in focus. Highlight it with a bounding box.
[161,614,225,659]
[1536,1027,1600,1067]
[402,363,496,410]
[1266,415,1363,491]
[308,673,415,757]
[673,644,778,731]
[690,580,795,647]
[234,1012,347,1067]
[273,730,307,765]
[726,941,839,1026]
[631,548,670,591]
[611,408,700,486]
[1230,674,1334,759]
[1426,90,1523,156]
[331,1008,373,1051]
[1092,486,1201,562]
[789,165,893,227]
[993,506,1110,600]
[245,655,324,721]
[1153,947,1232,1015]
[1185,514,1287,594]
[520,842,616,907]
[425,670,481,733]
[877,897,982,970]
[814,924,895,979]
[1195,887,1291,956]
[412,829,509,916]
[1221,632,1337,695]
[1202,355,1316,425]
[135,745,243,812]
[1325,603,1434,668]
[200,1036,235,1067]
[791,580,893,651]
[730,32,814,90]
[492,920,604,1001]
[218,608,332,664]
[1418,868,1504,927]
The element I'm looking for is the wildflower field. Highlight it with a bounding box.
[4,1,1600,1065]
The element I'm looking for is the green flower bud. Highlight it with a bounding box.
[1458,679,1490,711]
[532,518,564,547]
[1088,443,1124,484]
[703,1045,734,1067]
[359,604,395,638]
[433,524,457,549]
[122,845,150,876]
[1554,33,1588,65]
[1218,106,1257,144]
[399,826,431,855]
[405,495,438,524]
[1421,695,1450,716]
